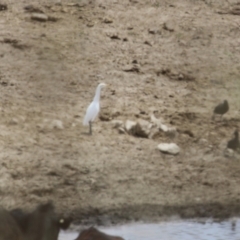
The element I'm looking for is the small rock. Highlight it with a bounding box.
[178,73,195,81]
[224,148,234,157]
[24,5,43,13]
[149,128,162,139]
[150,113,163,128]
[123,65,140,73]
[31,13,48,22]
[158,143,180,155]
[86,22,94,27]
[9,118,18,125]
[99,111,111,121]
[166,127,177,138]
[106,32,121,40]
[118,127,126,134]
[148,28,157,34]
[199,138,208,145]
[150,112,177,138]
[204,145,213,154]
[125,120,137,133]
[48,16,58,22]
[134,119,152,138]
[111,109,121,118]
[160,123,169,132]
[144,40,152,46]
[61,7,69,13]
[51,120,64,129]
[163,21,175,32]
[229,8,240,15]
[0,4,7,11]
[178,73,184,80]
[111,120,123,129]
[181,129,194,138]
[103,18,113,24]
[67,3,81,7]
[157,68,195,81]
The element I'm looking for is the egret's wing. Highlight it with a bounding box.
[91,103,100,121]
[83,102,100,125]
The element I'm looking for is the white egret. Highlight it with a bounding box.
[83,83,106,135]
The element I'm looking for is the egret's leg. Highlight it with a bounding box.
[89,121,92,135]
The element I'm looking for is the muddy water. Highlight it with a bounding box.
[59,219,240,240]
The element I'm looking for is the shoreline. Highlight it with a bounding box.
[69,201,240,226]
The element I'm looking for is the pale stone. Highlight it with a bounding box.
[125,120,137,132]
[158,143,180,155]
[51,120,64,129]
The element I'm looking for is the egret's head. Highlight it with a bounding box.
[99,83,106,88]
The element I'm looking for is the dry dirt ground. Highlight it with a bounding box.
[0,0,240,225]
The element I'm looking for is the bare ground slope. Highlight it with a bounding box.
[0,0,240,224]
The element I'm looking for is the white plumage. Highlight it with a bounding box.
[83,101,100,126]
[83,83,106,134]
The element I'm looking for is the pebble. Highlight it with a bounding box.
[24,5,43,13]
[9,118,18,125]
[134,119,152,138]
[148,28,158,34]
[125,120,137,133]
[150,113,163,128]
[160,124,168,132]
[87,22,94,27]
[111,120,124,129]
[106,31,120,39]
[224,148,234,158]
[31,13,48,22]
[125,119,152,138]
[123,65,140,73]
[163,21,175,32]
[103,18,113,24]
[165,127,177,138]
[199,138,208,145]
[157,143,180,155]
[118,127,126,134]
[51,120,64,129]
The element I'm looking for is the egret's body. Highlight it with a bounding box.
[83,83,106,134]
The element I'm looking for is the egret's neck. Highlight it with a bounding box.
[93,85,102,102]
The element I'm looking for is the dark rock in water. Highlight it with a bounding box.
[75,227,125,240]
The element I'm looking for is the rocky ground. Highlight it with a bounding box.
[0,0,240,225]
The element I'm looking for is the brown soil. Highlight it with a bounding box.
[1,0,240,225]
